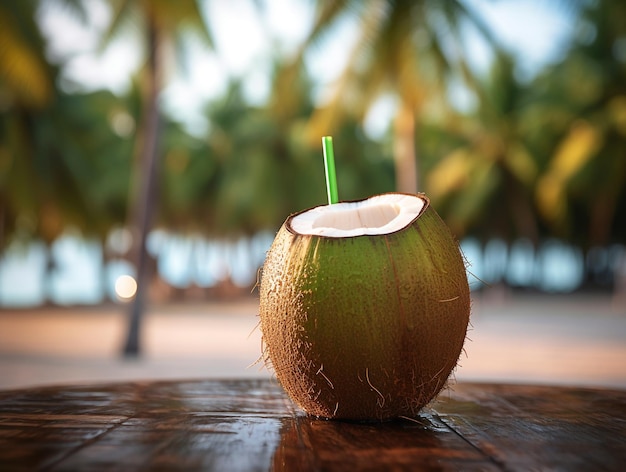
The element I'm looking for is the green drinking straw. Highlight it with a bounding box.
[322,136,339,205]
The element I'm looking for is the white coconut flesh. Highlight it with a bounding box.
[289,194,425,237]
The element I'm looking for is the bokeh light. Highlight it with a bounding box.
[114,275,137,301]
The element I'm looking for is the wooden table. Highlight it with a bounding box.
[0,378,624,471]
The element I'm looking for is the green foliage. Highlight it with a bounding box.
[0,0,624,254]
[422,51,540,242]
[416,0,626,248]
[158,76,394,237]
[0,88,134,246]
[0,0,55,107]
[527,0,626,246]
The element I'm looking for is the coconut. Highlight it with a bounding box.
[259,192,470,421]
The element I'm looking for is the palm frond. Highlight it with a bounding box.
[0,3,54,106]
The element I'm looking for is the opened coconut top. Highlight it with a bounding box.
[289,193,426,238]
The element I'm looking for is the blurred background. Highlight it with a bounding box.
[0,0,624,391]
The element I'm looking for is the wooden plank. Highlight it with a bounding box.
[434,383,626,471]
[275,412,500,471]
[0,379,624,471]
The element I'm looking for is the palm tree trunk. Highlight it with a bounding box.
[0,204,4,260]
[393,101,418,193]
[122,15,161,357]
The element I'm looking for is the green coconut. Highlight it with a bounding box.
[259,192,470,421]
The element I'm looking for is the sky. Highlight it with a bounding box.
[37,0,579,137]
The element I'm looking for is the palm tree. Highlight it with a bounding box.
[102,0,214,356]
[0,0,59,108]
[529,0,626,248]
[282,0,499,193]
[423,52,540,242]
[1,0,135,303]
[0,0,88,253]
[205,68,394,237]
[0,0,56,252]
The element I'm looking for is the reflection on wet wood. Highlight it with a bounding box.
[0,379,624,471]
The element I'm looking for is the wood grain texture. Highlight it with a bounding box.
[0,379,624,471]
